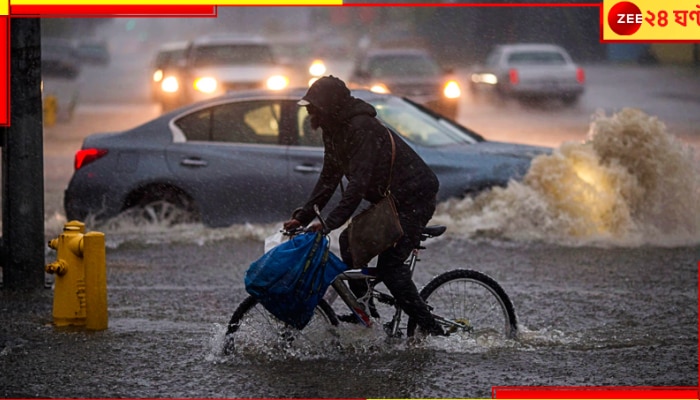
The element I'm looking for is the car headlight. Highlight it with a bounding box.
[266,75,289,91]
[161,76,179,93]
[443,80,461,99]
[369,83,390,94]
[153,69,164,83]
[309,59,327,77]
[471,73,498,85]
[194,77,218,94]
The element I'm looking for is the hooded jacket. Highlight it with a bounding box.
[294,77,439,231]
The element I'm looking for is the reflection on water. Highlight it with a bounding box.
[46,108,699,249]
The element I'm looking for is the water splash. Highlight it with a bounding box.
[44,109,698,248]
[432,108,700,247]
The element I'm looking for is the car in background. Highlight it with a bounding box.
[150,41,188,101]
[469,43,585,106]
[158,34,293,112]
[42,37,82,79]
[348,48,461,120]
[42,37,83,122]
[64,88,550,228]
[76,39,110,66]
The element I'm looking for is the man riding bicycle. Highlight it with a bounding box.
[283,76,447,336]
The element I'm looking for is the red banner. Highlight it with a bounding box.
[493,387,700,399]
[10,4,216,16]
[0,16,8,127]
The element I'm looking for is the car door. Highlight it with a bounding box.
[165,99,292,226]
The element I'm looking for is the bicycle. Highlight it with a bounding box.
[223,217,518,356]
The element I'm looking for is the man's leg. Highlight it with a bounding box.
[376,198,446,335]
[338,228,379,318]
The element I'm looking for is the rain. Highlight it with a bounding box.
[1,7,699,398]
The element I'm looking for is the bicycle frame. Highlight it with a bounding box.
[308,204,476,338]
[328,246,421,337]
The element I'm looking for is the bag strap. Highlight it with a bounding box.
[384,128,396,197]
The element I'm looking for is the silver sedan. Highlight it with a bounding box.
[64,88,550,227]
[470,43,585,106]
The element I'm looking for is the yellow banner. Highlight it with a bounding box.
[10,0,340,4]
[602,0,700,41]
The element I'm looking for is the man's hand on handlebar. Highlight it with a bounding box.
[281,219,329,235]
[282,218,301,231]
[283,206,330,235]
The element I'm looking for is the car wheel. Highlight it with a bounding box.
[123,185,199,226]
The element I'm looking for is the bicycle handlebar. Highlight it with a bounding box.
[282,205,329,236]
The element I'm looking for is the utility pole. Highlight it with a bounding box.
[1,18,45,290]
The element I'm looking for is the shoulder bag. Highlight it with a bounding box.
[347,128,404,268]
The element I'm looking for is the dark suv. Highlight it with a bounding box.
[348,48,462,120]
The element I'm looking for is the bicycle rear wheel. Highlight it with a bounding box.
[223,295,339,356]
[407,269,518,339]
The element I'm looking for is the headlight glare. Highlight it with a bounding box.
[153,69,164,83]
[267,75,289,91]
[309,59,327,77]
[443,80,461,99]
[369,83,390,94]
[471,73,498,85]
[161,76,179,93]
[194,77,218,94]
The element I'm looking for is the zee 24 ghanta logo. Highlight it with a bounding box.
[607,0,700,36]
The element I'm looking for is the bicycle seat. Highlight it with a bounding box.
[421,225,446,240]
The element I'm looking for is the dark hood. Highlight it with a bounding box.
[335,97,377,123]
[300,75,352,117]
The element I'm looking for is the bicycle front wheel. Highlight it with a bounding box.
[223,295,339,356]
[407,269,518,339]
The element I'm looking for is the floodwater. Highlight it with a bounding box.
[2,28,700,396]
[2,103,698,398]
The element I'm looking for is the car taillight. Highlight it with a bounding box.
[576,67,586,84]
[509,68,519,85]
[75,148,108,170]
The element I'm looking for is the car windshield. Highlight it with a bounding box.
[367,54,442,78]
[192,44,275,67]
[507,51,567,65]
[368,96,480,147]
[156,49,186,66]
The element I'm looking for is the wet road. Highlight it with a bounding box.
[1,237,697,397]
[2,31,700,397]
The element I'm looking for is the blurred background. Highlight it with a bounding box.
[42,6,699,68]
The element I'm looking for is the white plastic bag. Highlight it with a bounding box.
[264,231,286,253]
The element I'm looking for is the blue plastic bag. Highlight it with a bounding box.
[244,232,347,330]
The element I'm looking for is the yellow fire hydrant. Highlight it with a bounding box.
[43,95,57,127]
[45,220,108,330]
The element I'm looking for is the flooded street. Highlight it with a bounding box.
[1,237,697,397]
[2,26,700,396]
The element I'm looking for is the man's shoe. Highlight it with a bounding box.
[424,323,449,337]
